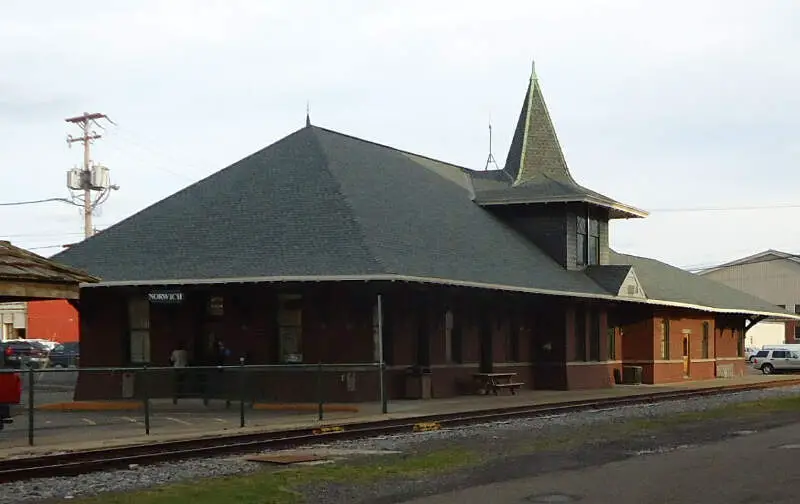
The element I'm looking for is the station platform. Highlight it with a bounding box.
[2,373,797,460]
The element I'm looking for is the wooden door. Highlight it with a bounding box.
[682,334,690,377]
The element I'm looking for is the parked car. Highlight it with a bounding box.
[48,342,79,368]
[0,340,50,369]
[751,349,800,375]
[744,347,759,362]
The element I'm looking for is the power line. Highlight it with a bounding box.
[0,197,73,207]
[647,204,800,213]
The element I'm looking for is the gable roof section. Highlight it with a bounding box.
[0,240,98,301]
[609,250,793,318]
[585,265,646,299]
[471,69,648,220]
[0,241,97,285]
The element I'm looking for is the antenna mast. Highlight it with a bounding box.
[484,117,499,171]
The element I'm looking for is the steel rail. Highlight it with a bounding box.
[2,378,799,483]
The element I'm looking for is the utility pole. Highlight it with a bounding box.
[65,112,118,239]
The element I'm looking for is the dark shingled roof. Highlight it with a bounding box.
[609,251,790,316]
[49,72,794,320]
[471,70,648,220]
[52,126,607,296]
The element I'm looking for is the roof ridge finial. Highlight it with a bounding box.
[305,101,311,127]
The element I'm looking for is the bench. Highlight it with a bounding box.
[473,372,525,396]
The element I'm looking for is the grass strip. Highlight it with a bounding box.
[68,447,478,504]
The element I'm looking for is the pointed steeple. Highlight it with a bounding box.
[503,62,575,187]
[305,101,311,127]
[471,63,649,220]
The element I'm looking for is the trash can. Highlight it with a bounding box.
[405,367,432,399]
[121,372,135,398]
[622,366,643,385]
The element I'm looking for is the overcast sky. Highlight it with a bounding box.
[1,0,798,271]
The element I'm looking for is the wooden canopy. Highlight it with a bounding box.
[0,241,99,302]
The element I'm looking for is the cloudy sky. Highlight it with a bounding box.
[1,0,798,271]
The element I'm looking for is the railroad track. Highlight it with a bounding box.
[2,378,800,483]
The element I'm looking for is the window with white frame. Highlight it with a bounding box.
[128,297,150,364]
[277,294,303,363]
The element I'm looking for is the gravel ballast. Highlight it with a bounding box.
[3,385,800,504]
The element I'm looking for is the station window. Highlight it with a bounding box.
[451,308,463,364]
[701,322,710,359]
[588,217,600,266]
[574,307,586,361]
[507,310,521,362]
[277,294,303,363]
[660,319,670,360]
[576,215,587,267]
[607,326,616,360]
[128,297,150,364]
[588,311,601,361]
[735,328,744,357]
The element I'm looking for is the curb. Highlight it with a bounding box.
[36,401,142,412]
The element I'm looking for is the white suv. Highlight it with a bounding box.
[751,349,800,375]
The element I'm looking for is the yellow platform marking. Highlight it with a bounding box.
[413,422,441,432]
[312,426,345,435]
[37,401,142,412]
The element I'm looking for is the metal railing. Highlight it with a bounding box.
[0,360,388,446]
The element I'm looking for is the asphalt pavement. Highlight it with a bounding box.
[402,420,800,504]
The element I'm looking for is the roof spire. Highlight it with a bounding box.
[305,101,311,127]
[502,62,574,186]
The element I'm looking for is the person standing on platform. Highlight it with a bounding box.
[170,341,189,405]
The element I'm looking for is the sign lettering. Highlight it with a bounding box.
[148,291,184,304]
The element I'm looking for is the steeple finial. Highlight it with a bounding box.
[305,101,311,127]
[531,59,537,81]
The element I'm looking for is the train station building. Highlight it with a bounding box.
[53,69,796,402]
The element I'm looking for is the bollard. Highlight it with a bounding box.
[316,362,323,421]
[27,363,34,446]
[142,365,150,435]
[239,357,246,428]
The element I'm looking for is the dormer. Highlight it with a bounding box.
[470,64,648,270]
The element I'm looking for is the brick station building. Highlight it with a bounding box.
[53,69,795,402]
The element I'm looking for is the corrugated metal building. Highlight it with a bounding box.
[698,250,800,344]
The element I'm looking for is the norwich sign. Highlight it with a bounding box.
[147,291,184,304]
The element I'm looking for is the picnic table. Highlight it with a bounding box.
[472,372,524,395]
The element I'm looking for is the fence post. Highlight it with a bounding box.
[27,363,34,446]
[316,362,323,421]
[239,357,246,428]
[380,361,387,414]
[142,365,150,435]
